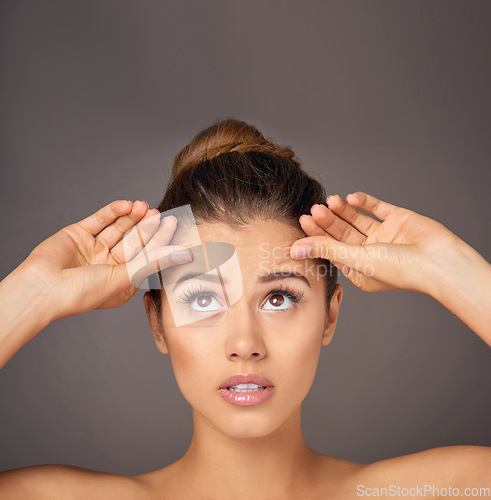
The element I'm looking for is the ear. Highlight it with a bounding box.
[322,284,343,346]
[143,291,170,354]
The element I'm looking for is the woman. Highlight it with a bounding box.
[0,119,489,498]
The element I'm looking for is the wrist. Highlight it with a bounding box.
[2,264,58,328]
[422,237,491,341]
[425,237,489,300]
[0,265,57,369]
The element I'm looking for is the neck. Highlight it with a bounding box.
[173,404,321,499]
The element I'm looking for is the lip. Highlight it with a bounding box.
[218,373,275,407]
[219,373,274,390]
[219,386,274,406]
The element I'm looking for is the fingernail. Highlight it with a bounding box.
[162,215,177,224]
[290,244,313,259]
[170,249,193,264]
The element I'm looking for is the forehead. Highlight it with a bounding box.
[172,220,323,282]
[198,220,301,254]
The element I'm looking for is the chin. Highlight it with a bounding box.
[184,382,310,440]
[216,415,287,440]
[194,397,301,441]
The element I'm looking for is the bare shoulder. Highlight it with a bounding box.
[313,446,490,498]
[309,452,366,498]
[0,464,149,500]
[315,451,366,479]
[353,445,491,490]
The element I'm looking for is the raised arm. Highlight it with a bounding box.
[289,192,491,346]
[0,264,56,370]
[422,235,490,343]
[0,199,193,370]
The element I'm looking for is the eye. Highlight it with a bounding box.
[261,285,305,311]
[178,285,225,313]
[177,284,306,313]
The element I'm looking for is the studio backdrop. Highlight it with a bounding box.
[0,0,490,476]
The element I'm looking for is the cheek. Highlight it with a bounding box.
[284,334,323,384]
[161,295,225,399]
[273,310,326,394]
[164,328,220,402]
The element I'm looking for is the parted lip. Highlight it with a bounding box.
[219,373,274,390]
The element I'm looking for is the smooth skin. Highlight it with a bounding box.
[0,193,490,499]
[141,219,345,500]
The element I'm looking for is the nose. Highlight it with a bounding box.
[224,299,266,361]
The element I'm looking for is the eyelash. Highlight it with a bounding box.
[177,284,305,310]
[267,285,305,307]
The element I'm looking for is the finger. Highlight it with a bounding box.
[118,212,177,264]
[310,201,367,244]
[299,214,327,237]
[345,192,399,221]
[124,245,194,289]
[95,200,150,249]
[101,245,194,298]
[77,200,133,235]
[290,234,367,267]
[110,209,169,263]
[332,261,397,292]
[324,195,380,240]
[291,235,414,289]
[143,215,180,253]
[290,234,389,271]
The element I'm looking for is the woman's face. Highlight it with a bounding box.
[144,220,343,439]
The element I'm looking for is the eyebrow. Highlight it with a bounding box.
[257,271,311,288]
[172,272,231,291]
[172,270,311,291]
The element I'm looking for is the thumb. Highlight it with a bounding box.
[113,245,194,290]
[290,235,388,272]
[290,236,420,292]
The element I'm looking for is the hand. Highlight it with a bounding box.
[290,192,462,294]
[16,200,193,322]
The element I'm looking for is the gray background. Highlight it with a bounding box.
[1,0,490,476]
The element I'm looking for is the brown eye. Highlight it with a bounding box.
[180,288,224,313]
[262,287,304,311]
[197,296,212,308]
[269,294,284,307]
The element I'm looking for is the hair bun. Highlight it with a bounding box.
[172,118,296,178]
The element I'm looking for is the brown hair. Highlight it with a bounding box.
[149,118,337,316]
